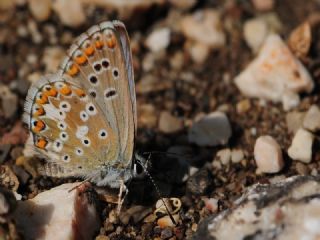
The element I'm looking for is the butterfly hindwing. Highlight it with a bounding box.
[23,21,136,186]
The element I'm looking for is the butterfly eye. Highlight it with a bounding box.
[59,132,69,141]
[53,139,63,152]
[80,111,89,122]
[81,137,91,147]
[57,121,67,130]
[59,101,71,112]
[98,129,108,139]
[85,103,97,115]
[75,147,84,156]
[62,154,71,162]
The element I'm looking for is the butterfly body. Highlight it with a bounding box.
[23,21,137,188]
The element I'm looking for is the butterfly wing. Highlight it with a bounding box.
[23,21,136,187]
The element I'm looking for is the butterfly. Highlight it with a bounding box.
[23,20,142,188]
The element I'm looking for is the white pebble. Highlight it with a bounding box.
[145,27,170,52]
[53,0,85,27]
[254,135,284,173]
[281,90,300,111]
[288,128,314,163]
[29,0,52,22]
[244,18,269,52]
[231,149,244,163]
[303,105,320,132]
[216,148,231,165]
[180,9,225,48]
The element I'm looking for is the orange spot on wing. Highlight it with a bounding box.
[95,40,104,49]
[34,106,45,116]
[33,120,46,132]
[60,85,72,96]
[106,36,116,49]
[36,138,47,149]
[36,94,48,105]
[68,64,79,77]
[44,87,58,98]
[74,88,86,98]
[75,55,87,65]
[84,45,95,56]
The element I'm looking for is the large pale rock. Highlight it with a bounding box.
[254,135,284,173]
[188,112,231,146]
[235,34,314,106]
[194,175,320,240]
[288,128,314,163]
[14,183,100,240]
[180,9,225,49]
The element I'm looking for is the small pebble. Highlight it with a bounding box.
[186,169,211,195]
[243,18,269,52]
[288,22,311,59]
[29,0,51,22]
[180,9,225,48]
[236,99,251,114]
[281,90,300,111]
[161,227,173,239]
[286,111,305,134]
[216,148,231,165]
[145,28,170,52]
[188,41,210,64]
[188,112,232,146]
[157,215,179,228]
[251,0,274,11]
[295,162,309,175]
[0,85,18,119]
[231,149,244,163]
[288,128,314,163]
[254,135,284,173]
[158,111,184,134]
[52,0,85,27]
[204,197,218,213]
[302,105,320,132]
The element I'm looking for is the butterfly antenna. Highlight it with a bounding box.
[143,151,192,159]
[136,154,177,225]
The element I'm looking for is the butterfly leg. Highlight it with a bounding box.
[116,179,128,214]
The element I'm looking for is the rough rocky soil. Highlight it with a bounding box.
[1,0,320,239]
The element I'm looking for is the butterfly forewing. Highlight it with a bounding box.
[23,21,136,184]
